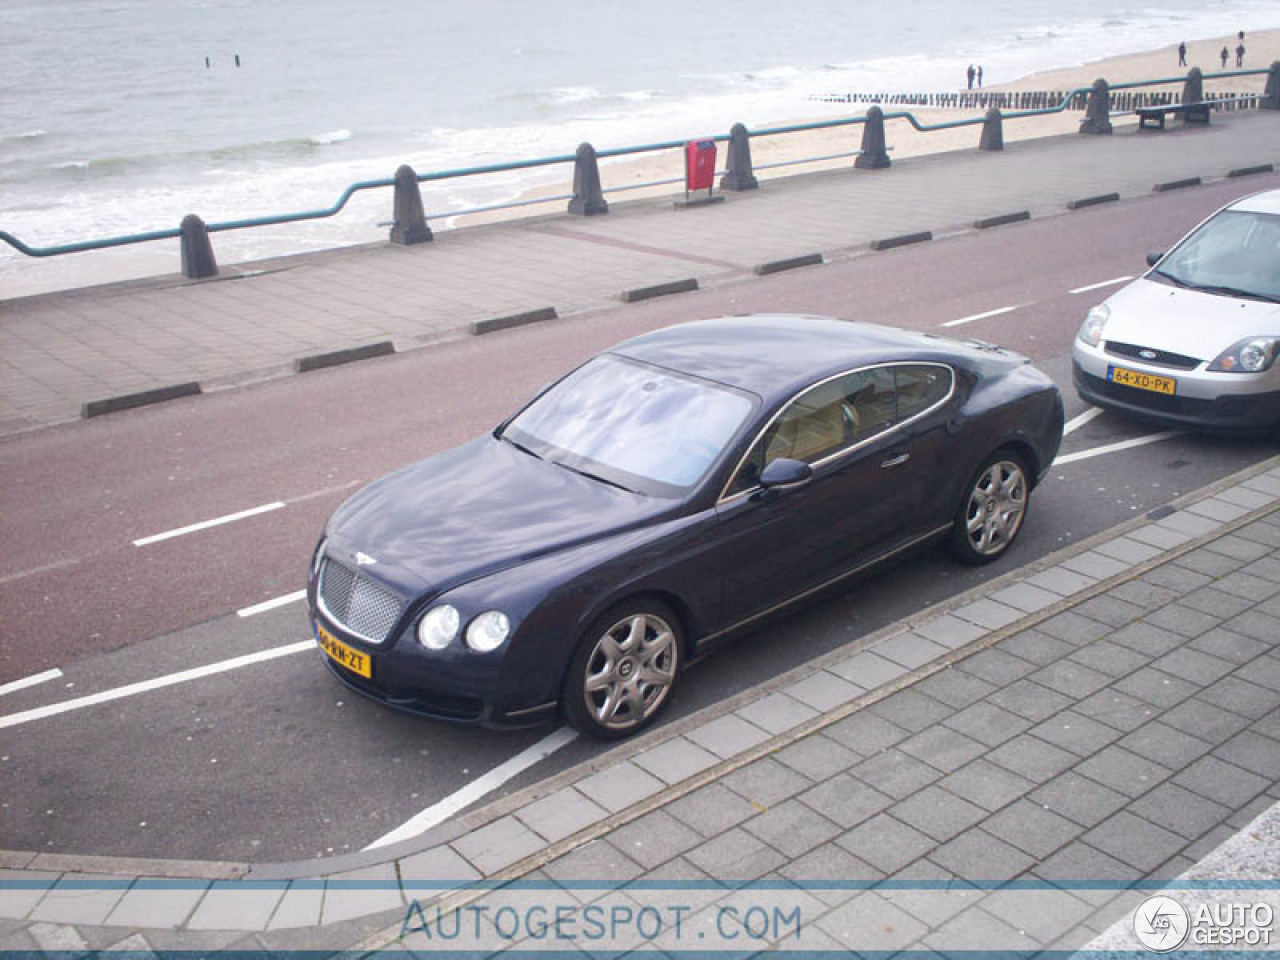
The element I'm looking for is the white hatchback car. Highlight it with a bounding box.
[1073,188,1280,431]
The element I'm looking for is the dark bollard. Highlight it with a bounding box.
[978,108,1004,151]
[1263,62,1280,110]
[180,214,218,279]
[1182,67,1204,107]
[390,164,432,245]
[720,123,758,191]
[855,106,891,169]
[568,142,608,216]
[1079,78,1113,135]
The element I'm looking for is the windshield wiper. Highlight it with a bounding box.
[556,462,636,494]
[1185,283,1280,304]
[500,434,542,460]
[1150,267,1192,289]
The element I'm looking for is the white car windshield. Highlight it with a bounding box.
[501,355,756,497]
[1153,208,1280,303]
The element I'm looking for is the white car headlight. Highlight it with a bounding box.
[1208,338,1280,373]
[466,611,511,652]
[1077,304,1109,347]
[417,604,460,650]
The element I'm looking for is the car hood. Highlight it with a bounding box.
[1102,277,1280,360]
[325,436,670,594]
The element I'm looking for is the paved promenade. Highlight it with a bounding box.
[2,112,1280,435]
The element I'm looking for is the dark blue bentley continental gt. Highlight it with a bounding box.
[308,315,1063,739]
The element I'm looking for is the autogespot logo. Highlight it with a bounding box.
[1134,895,1191,952]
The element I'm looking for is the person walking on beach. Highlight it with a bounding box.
[966,64,975,90]
[1236,42,1245,67]
[977,65,983,87]
[1178,41,1186,66]
[1220,45,1229,68]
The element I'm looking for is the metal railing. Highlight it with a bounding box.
[1,67,1272,263]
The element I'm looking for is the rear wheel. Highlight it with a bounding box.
[563,601,682,740]
[947,450,1029,564]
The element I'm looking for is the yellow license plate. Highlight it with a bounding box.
[1109,365,1176,395]
[317,623,371,678]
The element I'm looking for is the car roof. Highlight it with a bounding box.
[610,314,996,398]
[1229,188,1280,216]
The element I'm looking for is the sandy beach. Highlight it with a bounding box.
[459,30,1279,228]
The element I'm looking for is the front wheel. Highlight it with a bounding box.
[562,601,682,740]
[947,450,1029,565]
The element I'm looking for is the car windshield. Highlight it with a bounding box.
[1152,208,1280,302]
[500,354,756,498]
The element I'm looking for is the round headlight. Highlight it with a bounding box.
[417,605,459,650]
[1239,339,1275,373]
[1209,337,1279,373]
[465,611,510,652]
[1077,304,1109,347]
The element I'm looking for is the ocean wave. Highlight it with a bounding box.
[310,129,352,145]
[1,129,48,143]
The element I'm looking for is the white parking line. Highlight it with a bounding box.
[941,305,1018,328]
[132,501,286,547]
[1070,275,1133,295]
[237,589,307,618]
[0,640,315,730]
[1054,430,1181,465]
[0,668,63,697]
[364,726,580,850]
[1062,406,1105,436]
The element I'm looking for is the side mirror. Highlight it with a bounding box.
[1146,251,1163,267]
[759,458,813,489]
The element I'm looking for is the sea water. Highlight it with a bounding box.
[0,0,1273,295]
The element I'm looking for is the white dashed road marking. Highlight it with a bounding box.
[132,501,286,547]
[0,668,63,697]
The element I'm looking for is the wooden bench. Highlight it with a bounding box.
[1136,101,1211,130]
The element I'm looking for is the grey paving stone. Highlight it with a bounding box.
[955,647,1036,686]
[1181,586,1256,619]
[912,614,986,649]
[890,786,987,843]
[685,713,773,760]
[943,700,1033,746]
[1107,577,1177,609]
[938,758,1034,812]
[1031,710,1123,756]
[265,881,324,931]
[1215,730,1280,778]
[987,733,1078,782]
[817,891,928,952]
[797,773,895,830]
[321,863,404,926]
[575,761,666,813]
[873,630,949,670]
[187,881,288,932]
[991,582,1061,614]
[1215,484,1275,511]
[1129,522,1197,551]
[25,923,88,955]
[666,783,762,837]
[515,786,610,844]
[683,827,786,882]
[1076,745,1173,798]
[835,814,935,874]
[742,798,843,859]
[1128,782,1231,841]
[1113,666,1201,708]
[1159,697,1251,743]
[828,649,908,689]
[980,888,1096,945]
[542,837,645,887]
[1037,610,1112,645]
[1182,824,1238,861]
[849,749,942,800]
[1222,609,1280,644]
[735,692,820,736]
[823,710,909,754]
[1032,841,1143,884]
[1251,656,1280,693]
[1118,721,1214,769]
[606,810,704,871]
[1185,497,1252,524]
[999,628,1075,666]
[1152,646,1238,687]
[867,688,955,733]
[27,875,130,927]
[1190,625,1271,664]
[1029,660,1113,699]
[1073,689,1157,732]
[780,844,884,902]
[924,901,1032,953]
[0,928,40,954]
[1225,790,1280,829]
[1242,554,1280,585]
[1233,521,1280,549]
[1032,772,1131,827]
[782,669,864,712]
[106,879,210,928]
[1026,566,1098,597]
[721,756,814,809]
[1142,603,1222,638]
[1109,621,1184,657]
[1173,754,1271,808]
[1068,640,1149,678]
[451,815,546,875]
[1199,675,1280,719]
[774,733,862,780]
[633,736,721,785]
[914,667,998,709]
[1173,547,1246,578]
[1084,811,1185,872]
[1061,551,1132,582]
[899,725,985,773]
[982,798,1083,860]
[1214,570,1280,602]
[951,598,1025,631]
[1154,511,1222,539]
[1139,563,1214,594]
[1074,593,1148,628]
[0,870,57,921]
[988,680,1074,723]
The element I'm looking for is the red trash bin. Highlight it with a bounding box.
[684,139,717,196]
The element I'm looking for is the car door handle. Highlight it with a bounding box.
[880,454,910,468]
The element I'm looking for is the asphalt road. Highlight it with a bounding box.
[2,177,1278,864]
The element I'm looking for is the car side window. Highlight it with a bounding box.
[895,365,952,420]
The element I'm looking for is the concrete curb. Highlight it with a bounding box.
[294,341,395,373]
[870,231,932,251]
[81,383,201,419]
[753,253,823,276]
[1154,176,1203,192]
[619,278,699,302]
[1229,163,1275,177]
[469,307,557,336]
[973,210,1031,229]
[1066,192,1120,210]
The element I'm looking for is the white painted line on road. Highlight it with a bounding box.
[1070,275,1133,295]
[132,501,286,547]
[364,725,580,851]
[0,668,63,697]
[941,305,1018,328]
[0,640,315,730]
[1054,430,1181,466]
[1063,406,1105,436]
[238,589,307,618]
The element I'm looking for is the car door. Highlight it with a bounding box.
[709,366,925,629]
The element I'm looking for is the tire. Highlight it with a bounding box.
[562,600,682,740]
[947,450,1029,565]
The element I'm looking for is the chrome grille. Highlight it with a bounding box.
[318,558,403,645]
[1105,340,1201,370]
